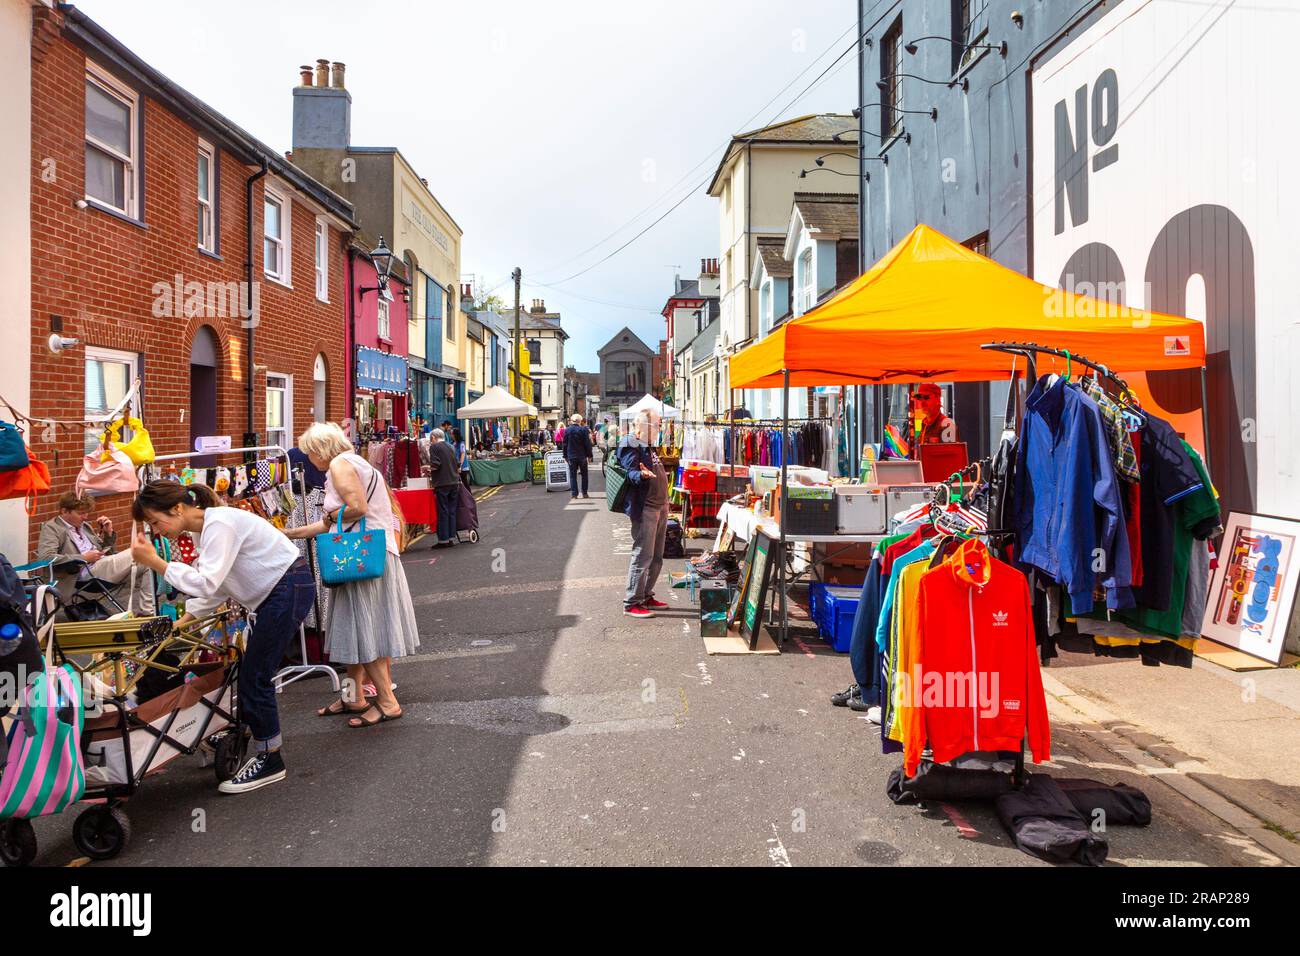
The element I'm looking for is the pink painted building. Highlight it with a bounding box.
[346,237,410,436]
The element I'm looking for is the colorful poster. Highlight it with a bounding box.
[1202,512,1300,664]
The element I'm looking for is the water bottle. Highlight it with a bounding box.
[0,622,23,657]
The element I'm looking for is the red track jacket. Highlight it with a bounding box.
[903,539,1051,776]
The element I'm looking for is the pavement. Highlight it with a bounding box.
[24,475,1300,867]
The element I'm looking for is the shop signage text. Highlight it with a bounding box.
[356,347,408,394]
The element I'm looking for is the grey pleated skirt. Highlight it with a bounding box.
[324,553,421,664]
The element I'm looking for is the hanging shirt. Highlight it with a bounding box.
[1014,376,1132,613]
[903,539,1051,776]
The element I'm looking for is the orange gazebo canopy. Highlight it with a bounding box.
[729,225,1205,389]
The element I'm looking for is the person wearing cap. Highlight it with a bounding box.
[913,383,958,444]
[562,413,594,499]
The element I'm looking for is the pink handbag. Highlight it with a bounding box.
[75,439,139,497]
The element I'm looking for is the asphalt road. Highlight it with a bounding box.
[26,475,1276,867]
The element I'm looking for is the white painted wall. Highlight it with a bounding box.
[0,0,36,560]
[1031,0,1295,519]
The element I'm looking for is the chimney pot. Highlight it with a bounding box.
[331,61,346,89]
[315,59,329,87]
[299,65,314,87]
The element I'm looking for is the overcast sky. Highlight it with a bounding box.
[73,0,858,371]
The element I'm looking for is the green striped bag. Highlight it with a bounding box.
[0,629,85,819]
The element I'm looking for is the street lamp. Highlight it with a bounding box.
[904,35,1008,58]
[357,235,401,300]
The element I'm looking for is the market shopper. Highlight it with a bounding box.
[563,413,593,499]
[453,427,471,490]
[914,383,958,444]
[288,422,420,729]
[427,427,461,546]
[130,481,314,794]
[618,412,670,618]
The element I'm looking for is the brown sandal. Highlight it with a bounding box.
[317,698,370,717]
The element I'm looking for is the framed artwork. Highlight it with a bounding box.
[1201,511,1300,664]
[729,536,759,628]
[740,530,780,649]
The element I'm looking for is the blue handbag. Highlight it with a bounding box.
[0,420,30,473]
[315,505,386,588]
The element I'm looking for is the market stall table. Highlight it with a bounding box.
[469,455,531,486]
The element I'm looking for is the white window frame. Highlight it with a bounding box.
[377,296,391,341]
[265,373,293,452]
[197,140,216,253]
[798,248,815,314]
[314,218,329,301]
[263,186,291,286]
[84,345,141,457]
[84,63,140,219]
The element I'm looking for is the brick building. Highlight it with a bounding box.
[26,5,355,549]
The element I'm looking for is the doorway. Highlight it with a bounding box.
[189,325,219,466]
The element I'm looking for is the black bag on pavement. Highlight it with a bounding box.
[664,518,684,558]
[994,774,1109,866]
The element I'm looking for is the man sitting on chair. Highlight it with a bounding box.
[36,491,153,615]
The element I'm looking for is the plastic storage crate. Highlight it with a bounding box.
[817,585,861,653]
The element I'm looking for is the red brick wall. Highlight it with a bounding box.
[27,13,348,551]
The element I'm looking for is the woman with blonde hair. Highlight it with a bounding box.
[286,422,420,727]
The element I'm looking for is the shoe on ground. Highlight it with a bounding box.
[831,684,859,707]
[865,705,882,725]
[218,750,286,794]
[624,605,656,619]
[848,695,873,713]
[581,493,590,499]
[643,598,669,610]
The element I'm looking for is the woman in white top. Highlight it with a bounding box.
[130,481,315,795]
[286,422,420,728]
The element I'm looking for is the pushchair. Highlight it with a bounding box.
[0,585,247,867]
[14,555,127,621]
[455,483,480,544]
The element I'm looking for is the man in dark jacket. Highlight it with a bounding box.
[617,414,670,618]
[562,413,594,499]
[428,428,461,546]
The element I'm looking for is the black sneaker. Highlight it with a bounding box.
[847,695,874,713]
[830,685,859,707]
[218,750,286,794]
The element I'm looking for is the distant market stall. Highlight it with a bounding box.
[457,386,542,487]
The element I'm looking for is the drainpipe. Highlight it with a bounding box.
[346,246,357,427]
[244,158,269,448]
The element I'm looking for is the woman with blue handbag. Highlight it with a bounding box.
[130,481,315,794]
[286,422,419,729]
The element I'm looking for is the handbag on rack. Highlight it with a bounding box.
[0,420,31,472]
[76,440,139,498]
[314,472,385,587]
[0,445,50,512]
[102,416,155,467]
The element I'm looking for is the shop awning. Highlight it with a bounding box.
[457,385,537,419]
[729,225,1207,389]
[618,394,681,420]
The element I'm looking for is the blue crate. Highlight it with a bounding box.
[819,586,861,653]
[808,582,829,625]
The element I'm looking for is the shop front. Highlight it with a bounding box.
[355,346,408,438]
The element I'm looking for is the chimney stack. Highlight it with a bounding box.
[315,59,329,87]
[299,65,314,87]
[331,61,346,89]
[293,58,354,152]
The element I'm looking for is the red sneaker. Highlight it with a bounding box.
[643,598,669,610]
[624,605,656,619]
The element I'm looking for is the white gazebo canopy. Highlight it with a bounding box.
[457,385,538,419]
[618,394,680,421]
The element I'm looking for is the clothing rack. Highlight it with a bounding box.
[980,340,1213,474]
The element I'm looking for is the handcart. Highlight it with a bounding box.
[0,609,247,866]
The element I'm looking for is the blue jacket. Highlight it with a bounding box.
[563,425,593,462]
[1013,376,1133,613]
[616,440,657,521]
